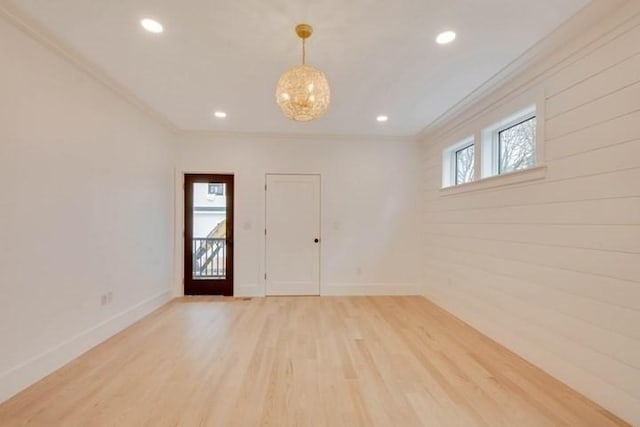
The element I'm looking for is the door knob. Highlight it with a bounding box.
[314,238,319,243]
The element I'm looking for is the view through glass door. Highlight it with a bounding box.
[184,174,234,296]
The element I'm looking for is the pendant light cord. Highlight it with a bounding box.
[302,38,306,65]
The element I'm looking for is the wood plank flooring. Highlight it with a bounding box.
[0,296,629,426]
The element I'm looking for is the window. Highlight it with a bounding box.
[455,144,474,185]
[498,116,536,174]
[442,137,474,187]
[441,102,544,191]
[208,183,224,196]
[481,105,537,178]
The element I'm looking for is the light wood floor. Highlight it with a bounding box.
[0,296,628,426]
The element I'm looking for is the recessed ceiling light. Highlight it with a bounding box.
[214,111,227,119]
[141,18,163,34]
[376,115,389,123]
[436,30,456,45]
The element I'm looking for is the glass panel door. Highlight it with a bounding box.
[184,174,234,295]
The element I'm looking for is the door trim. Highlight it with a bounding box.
[264,173,322,296]
[184,173,234,296]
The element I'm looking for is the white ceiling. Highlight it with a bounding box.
[8,0,590,136]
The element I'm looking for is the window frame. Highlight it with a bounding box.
[440,95,546,195]
[482,105,537,179]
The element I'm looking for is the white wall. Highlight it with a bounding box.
[0,14,175,402]
[175,133,422,297]
[4,0,636,422]
[420,2,640,424]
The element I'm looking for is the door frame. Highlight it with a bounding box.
[184,173,234,296]
[264,173,322,296]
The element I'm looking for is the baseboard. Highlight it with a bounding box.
[234,283,263,297]
[0,290,173,404]
[234,282,420,297]
[321,282,420,296]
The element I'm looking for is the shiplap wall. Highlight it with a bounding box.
[420,3,640,424]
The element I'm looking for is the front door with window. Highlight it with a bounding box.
[184,174,234,295]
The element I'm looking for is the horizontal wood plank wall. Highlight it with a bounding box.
[420,3,640,425]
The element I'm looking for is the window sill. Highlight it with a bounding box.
[440,165,547,196]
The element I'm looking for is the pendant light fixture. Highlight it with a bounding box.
[276,24,331,121]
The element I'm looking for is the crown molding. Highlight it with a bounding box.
[5,0,633,144]
[417,0,634,141]
[179,129,419,143]
[0,1,417,143]
[0,1,179,133]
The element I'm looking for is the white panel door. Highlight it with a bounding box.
[265,174,320,296]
